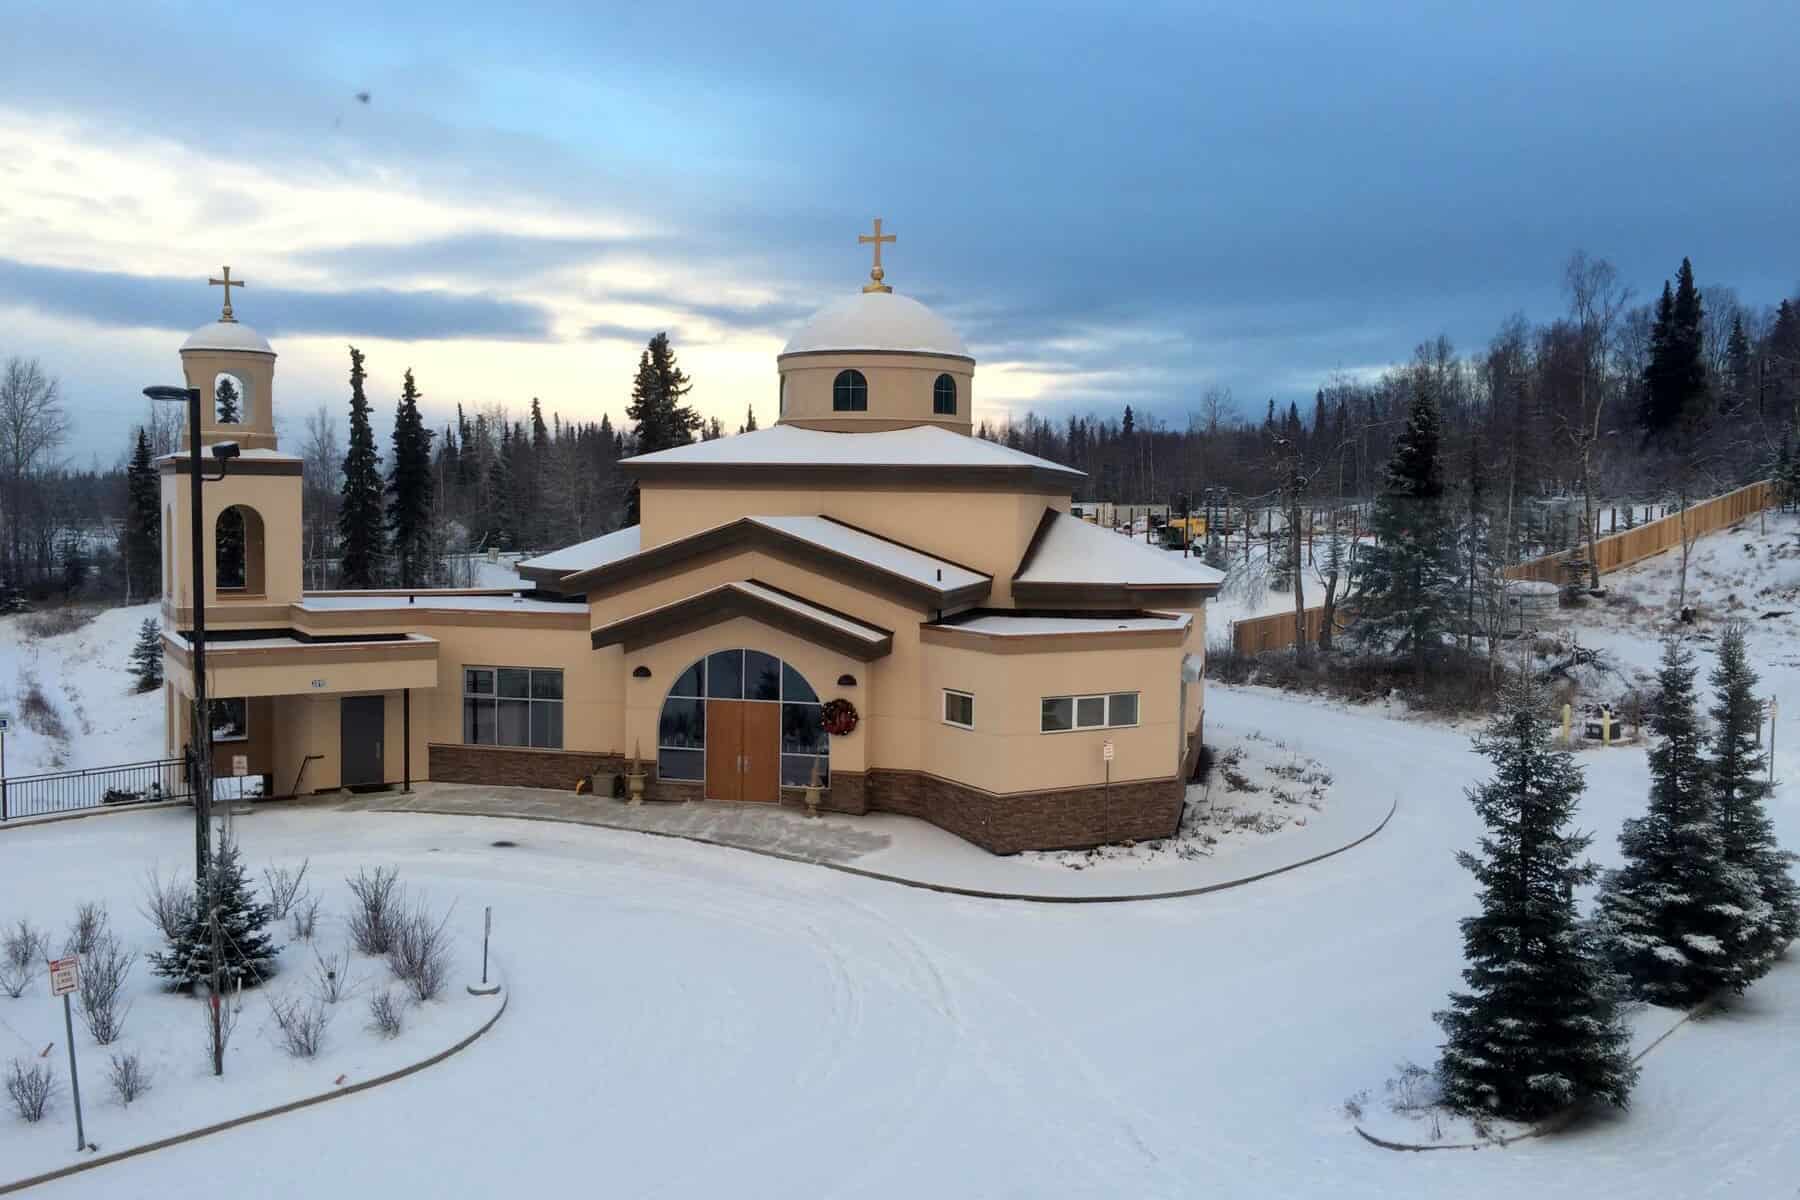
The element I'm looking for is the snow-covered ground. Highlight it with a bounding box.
[0,604,164,777]
[0,833,499,1184]
[3,685,1794,1198]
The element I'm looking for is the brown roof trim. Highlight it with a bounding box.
[293,605,588,633]
[622,462,1083,490]
[590,580,894,661]
[159,457,303,477]
[776,347,977,366]
[552,516,990,610]
[1010,581,1220,607]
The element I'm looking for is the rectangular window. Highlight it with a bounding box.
[211,697,249,742]
[463,666,564,749]
[1040,692,1140,733]
[943,689,974,729]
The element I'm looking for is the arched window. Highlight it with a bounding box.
[215,504,266,594]
[778,375,786,415]
[832,369,868,412]
[214,372,249,425]
[933,373,957,416]
[657,650,828,790]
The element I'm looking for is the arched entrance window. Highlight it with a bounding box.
[657,649,827,801]
[215,504,266,593]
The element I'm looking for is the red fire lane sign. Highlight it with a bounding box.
[49,956,79,997]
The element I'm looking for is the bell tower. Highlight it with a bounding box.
[178,267,279,452]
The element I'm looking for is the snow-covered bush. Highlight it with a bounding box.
[0,919,48,999]
[290,896,321,942]
[262,859,311,923]
[5,1058,54,1123]
[388,902,452,1002]
[271,994,332,1059]
[139,868,195,943]
[346,867,402,956]
[312,947,352,1004]
[64,901,109,958]
[107,1052,150,1105]
[367,988,403,1039]
[77,931,135,1045]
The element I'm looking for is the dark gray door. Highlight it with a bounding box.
[340,695,385,789]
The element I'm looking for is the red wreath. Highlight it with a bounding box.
[820,698,860,737]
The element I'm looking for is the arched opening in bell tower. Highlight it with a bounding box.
[214,370,252,426]
[215,504,266,595]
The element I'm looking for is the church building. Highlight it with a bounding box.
[160,231,1221,853]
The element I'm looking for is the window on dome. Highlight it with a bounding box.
[832,369,868,412]
[933,373,957,416]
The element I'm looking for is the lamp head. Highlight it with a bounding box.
[211,441,241,461]
[143,385,198,403]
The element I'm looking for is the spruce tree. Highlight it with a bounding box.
[214,376,241,423]
[1354,383,1455,666]
[1597,639,1764,1004]
[149,836,280,990]
[337,346,386,588]
[128,618,163,692]
[1435,675,1636,1120]
[1708,623,1800,967]
[386,368,435,588]
[122,426,160,600]
[484,431,514,550]
[743,404,758,433]
[625,333,699,454]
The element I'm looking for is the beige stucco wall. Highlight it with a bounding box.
[776,351,972,435]
[161,467,304,625]
[638,484,1068,607]
[918,639,1183,793]
[180,347,279,452]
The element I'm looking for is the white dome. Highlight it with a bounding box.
[780,291,969,359]
[181,320,274,356]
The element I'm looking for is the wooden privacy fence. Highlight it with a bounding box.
[1500,479,1773,585]
[1229,479,1775,656]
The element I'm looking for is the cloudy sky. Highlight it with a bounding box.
[4,0,1797,460]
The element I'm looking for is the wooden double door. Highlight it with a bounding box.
[704,700,780,803]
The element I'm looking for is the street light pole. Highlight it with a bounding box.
[146,385,211,881]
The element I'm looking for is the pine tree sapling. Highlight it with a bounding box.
[150,837,281,990]
[1598,639,1763,1004]
[1708,624,1800,967]
[129,618,164,692]
[1435,675,1636,1120]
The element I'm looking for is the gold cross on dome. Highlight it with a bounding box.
[209,266,248,322]
[858,218,895,293]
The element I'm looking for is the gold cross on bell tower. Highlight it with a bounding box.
[858,218,895,293]
[209,266,248,322]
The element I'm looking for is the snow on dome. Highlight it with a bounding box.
[780,291,969,359]
[181,321,275,355]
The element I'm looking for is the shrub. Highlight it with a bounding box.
[367,988,403,1038]
[387,902,453,1002]
[346,867,402,956]
[0,919,48,999]
[17,677,69,742]
[77,932,135,1045]
[20,605,97,638]
[5,1058,54,1123]
[313,947,352,1004]
[262,859,311,922]
[139,868,195,943]
[64,901,110,958]
[270,993,331,1059]
[108,1052,150,1105]
[290,896,322,942]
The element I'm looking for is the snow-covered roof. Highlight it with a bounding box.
[517,526,641,577]
[590,579,894,658]
[294,594,581,615]
[946,612,1192,637]
[781,291,969,359]
[745,516,988,593]
[1015,512,1224,590]
[623,423,1082,482]
[729,581,889,644]
[181,320,274,355]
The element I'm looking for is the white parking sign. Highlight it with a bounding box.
[49,956,79,997]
